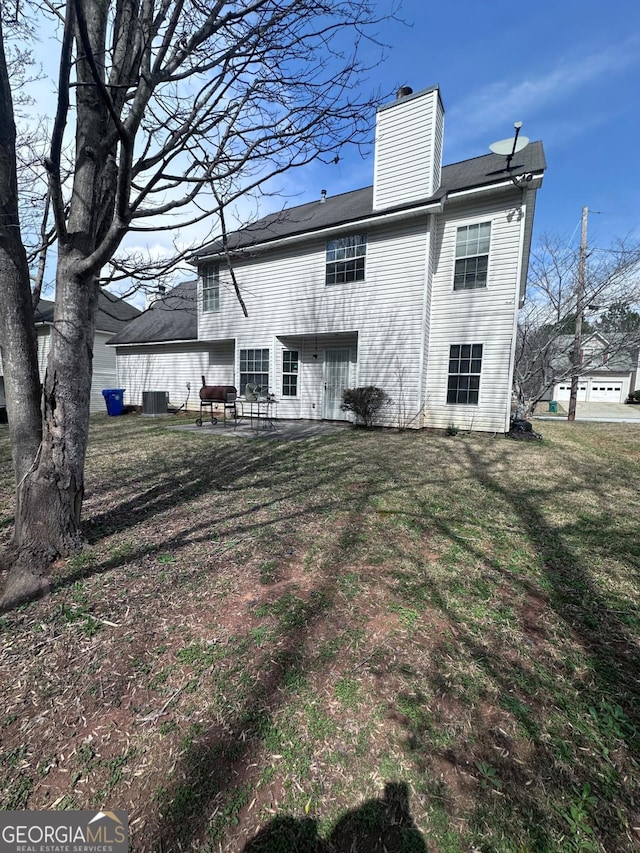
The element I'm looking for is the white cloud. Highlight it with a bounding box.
[445,37,640,155]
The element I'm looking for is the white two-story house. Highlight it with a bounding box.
[109,85,546,432]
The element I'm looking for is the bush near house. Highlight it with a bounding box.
[341,386,392,427]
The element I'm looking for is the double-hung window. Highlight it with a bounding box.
[202,264,220,312]
[240,348,269,396]
[454,222,491,290]
[447,344,483,405]
[326,234,367,285]
[282,351,299,397]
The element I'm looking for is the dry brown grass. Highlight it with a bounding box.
[0,414,639,852]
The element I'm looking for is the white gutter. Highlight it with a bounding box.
[447,173,544,200]
[106,338,198,348]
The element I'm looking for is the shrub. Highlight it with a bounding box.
[341,386,392,428]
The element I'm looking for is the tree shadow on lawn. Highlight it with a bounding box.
[53,430,416,593]
[144,565,429,851]
[461,440,640,727]
[71,426,640,850]
[385,438,640,851]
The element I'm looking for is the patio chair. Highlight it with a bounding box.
[244,382,264,402]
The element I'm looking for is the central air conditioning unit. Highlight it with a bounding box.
[142,390,169,416]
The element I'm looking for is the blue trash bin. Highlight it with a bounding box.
[102,389,125,416]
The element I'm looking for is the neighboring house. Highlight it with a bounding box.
[552,332,640,404]
[0,289,140,414]
[109,84,546,432]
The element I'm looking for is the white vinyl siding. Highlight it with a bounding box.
[373,86,444,210]
[116,342,234,409]
[143,190,527,432]
[424,191,526,432]
[33,326,119,414]
[92,331,120,413]
[198,219,429,425]
[36,326,51,377]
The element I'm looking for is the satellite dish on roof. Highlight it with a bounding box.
[489,122,530,177]
[489,135,529,156]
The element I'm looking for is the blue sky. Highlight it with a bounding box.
[296,0,640,253]
[23,0,640,295]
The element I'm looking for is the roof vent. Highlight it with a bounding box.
[396,86,413,99]
[320,189,327,203]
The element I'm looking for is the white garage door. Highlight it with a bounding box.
[555,383,587,402]
[589,383,623,402]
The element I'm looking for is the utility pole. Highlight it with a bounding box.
[567,206,588,422]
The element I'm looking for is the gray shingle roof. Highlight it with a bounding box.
[106,280,197,345]
[35,288,141,333]
[193,142,546,260]
[112,143,547,346]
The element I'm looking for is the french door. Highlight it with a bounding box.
[323,348,351,420]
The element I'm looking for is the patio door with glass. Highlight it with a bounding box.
[323,348,351,420]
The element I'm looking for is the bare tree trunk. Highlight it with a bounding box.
[0,15,48,607]
[1,0,112,608]
[2,259,99,607]
[1,0,393,608]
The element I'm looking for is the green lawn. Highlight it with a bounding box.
[0,415,639,852]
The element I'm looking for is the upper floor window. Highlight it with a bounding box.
[202,264,220,312]
[282,351,299,397]
[447,343,483,405]
[326,234,367,285]
[454,222,491,290]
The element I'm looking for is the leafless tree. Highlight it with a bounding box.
[0,0,397,607]
[514,232,640,415]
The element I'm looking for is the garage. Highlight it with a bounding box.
[553,375,629,404]
[589,382,624,403]
[555,383,587,402]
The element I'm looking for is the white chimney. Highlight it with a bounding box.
[373,85,445,211]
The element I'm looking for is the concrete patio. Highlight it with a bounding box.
[166,416,351,441]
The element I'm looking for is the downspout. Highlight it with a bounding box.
[417,213,436,427]
[505,191,530,431]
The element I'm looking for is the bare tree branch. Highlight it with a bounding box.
[515,232,640,413]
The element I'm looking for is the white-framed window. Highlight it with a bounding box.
[454,222,491,290]
[282,351,299,397]
[240,348,269,395]
[447,343,483,405]
[326,234,367,285]
[202,264,220,312]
